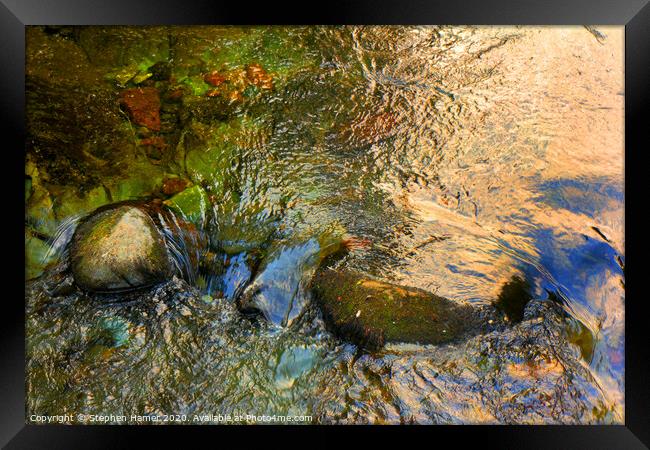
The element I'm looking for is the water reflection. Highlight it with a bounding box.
[26,25,624,423]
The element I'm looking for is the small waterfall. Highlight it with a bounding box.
[44,215,82,262]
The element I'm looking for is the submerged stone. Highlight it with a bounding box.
[150,61,172,81]
[204,70,226,87]
[119,87,161,131]
[25,230,55,280]
[26,184,58,237]
[237,225,350,327]
[52,185,111,222]
[92,316,131,348]
[239,239,321,327]
[245,63,273,90]
[163,184,210,225]
[494,275,532,323]
[161,177,190,195]
[310,269,488,350]
[69,205,173,292]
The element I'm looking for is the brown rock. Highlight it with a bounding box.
[140,136,167,149]
[165,87,185,102]
[204,70,226,87]
[246,63,273,90]
[162,177,190,195]
[119,87,161,131]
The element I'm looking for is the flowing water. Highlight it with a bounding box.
[25,26,624,424]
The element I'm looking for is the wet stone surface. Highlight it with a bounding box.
[70,205,173,292]
[119,87,162,131]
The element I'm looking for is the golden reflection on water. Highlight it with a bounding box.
[369,26,624,419]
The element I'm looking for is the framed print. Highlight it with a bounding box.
[3,0,649,447]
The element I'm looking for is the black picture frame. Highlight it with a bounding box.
[4,0,648,447]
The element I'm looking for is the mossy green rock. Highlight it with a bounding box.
[310,269,483,349]
[25,177,33,202]
[70,205,173,292]
[52,186,111,222]
[26,185,57,237]
[25,230,55,280]
[163,185,209,225]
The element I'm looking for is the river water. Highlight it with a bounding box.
[25,26,624,424]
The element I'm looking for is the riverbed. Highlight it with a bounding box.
[25,25,624,424]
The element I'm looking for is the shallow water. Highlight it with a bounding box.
[25,25,624,424]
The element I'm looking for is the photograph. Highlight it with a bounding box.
[24,25,625,425]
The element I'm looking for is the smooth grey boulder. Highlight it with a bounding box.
[70,205,173,292]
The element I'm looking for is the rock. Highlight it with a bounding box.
[163,185,210,225]
[494,275,532,323]
[119,87,161,131]
[236,225,353,326]
[111,64,140,86]
[139,136,168,161]
[25,230,56,280]
[26,184,58,237]
[105,162,166,203]
[69,205,173,292]
[150,61,172,81]
[245,63,273,90]
[204,70,226,87]
[92,316,131,348]
[238,239,322,327]
[161,177,190,195]
[221,252,255,301]
[310,269,491,350]
[51,185,111,222]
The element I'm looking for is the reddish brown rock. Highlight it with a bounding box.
[245,63,273,90]
[161,177,190,196]
[119,87,161,131]
[140,136,167,149]
[227,90,244,103]
[165,87,185,102]
[206,89,222,98]
[204,70,226,87]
